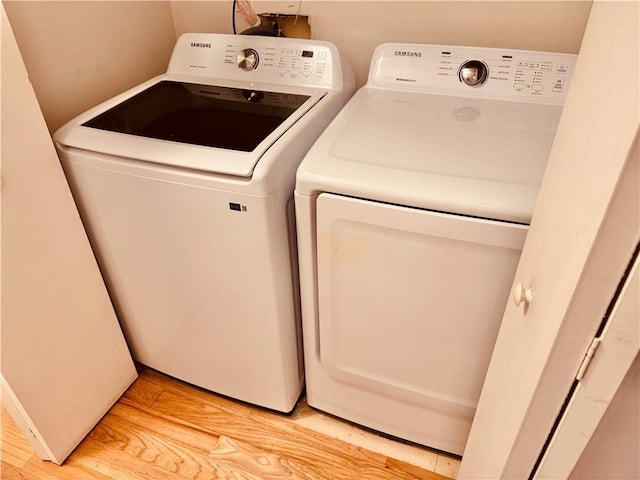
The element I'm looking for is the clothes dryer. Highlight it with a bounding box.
[295,43,575,453]
[54,33,354,413]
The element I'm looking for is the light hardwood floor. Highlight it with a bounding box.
[1,366,460,479]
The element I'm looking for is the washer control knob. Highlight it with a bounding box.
[237,48,259,71]
[459,60,488,87]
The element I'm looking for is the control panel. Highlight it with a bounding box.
[370,43,577,104]
[167,33,338,89]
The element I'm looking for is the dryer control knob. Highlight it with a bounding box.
[459,60,488,87]
[237,48,259,71]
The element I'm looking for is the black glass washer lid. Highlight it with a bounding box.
[83,80,311,152]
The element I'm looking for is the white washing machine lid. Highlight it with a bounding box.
[55,75,327,177]
[296,86,564,224]
[54,32,353,178]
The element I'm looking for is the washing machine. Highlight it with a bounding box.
[54,33,354,413]
[295,43,576,453]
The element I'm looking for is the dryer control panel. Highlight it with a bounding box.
[369,43,577,104]
[167,33,342,90]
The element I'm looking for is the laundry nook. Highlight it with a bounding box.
[2,2,637,479]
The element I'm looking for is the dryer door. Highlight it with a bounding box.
[316,193,528,439]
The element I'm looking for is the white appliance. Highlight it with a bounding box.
[54,33,354,413]
[295,43,576,454]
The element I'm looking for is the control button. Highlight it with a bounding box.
[553,77,565,92]
[556,64,568,74]
[532,85,544,94]
[459,60,489,87]
[237,48,259,71]
[303,62,313,74]
[315,62,325,76]
[318,51,327,60]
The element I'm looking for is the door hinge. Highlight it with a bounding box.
[576,337,601,381]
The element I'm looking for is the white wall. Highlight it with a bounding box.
[2,1,176,133]
[171,1,592,86]
[4,1,591,134]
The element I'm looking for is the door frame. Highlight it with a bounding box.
[533,254,639,478]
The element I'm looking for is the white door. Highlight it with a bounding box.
[1,6,136,465]
[315,192,527,453]
[458,3,639,477]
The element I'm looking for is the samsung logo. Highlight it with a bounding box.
[190,42,212,48]
[394,50,422,58]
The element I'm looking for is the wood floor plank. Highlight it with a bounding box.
[121,370,164,408]
[387,457,454,480]
[4,450,115,480]
[146,386,434,480]
[1,367,455,480]
[142,369,459,478]
[93,399,317,479]
[138,367,256,419]
[1,406,34,469]
[209,435,321,479]
[1,459,39,480]
[85,403,250,480]
[76,429,219,480]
